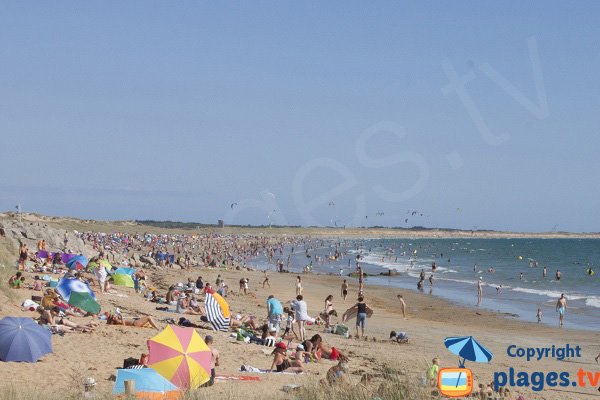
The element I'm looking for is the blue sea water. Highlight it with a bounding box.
[251,238,600,331]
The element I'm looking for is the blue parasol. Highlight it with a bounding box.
[66,255,88,270]
[56,277,96,302]
[0,317,52,362]
[444,336,493,367]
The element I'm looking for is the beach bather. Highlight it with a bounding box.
[269,342,304,373]
[107,313,159,330]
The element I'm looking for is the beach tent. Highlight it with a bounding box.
[113,368,181,399]
[112,273,135,288]
[0,317,52,362]
[56,278,95,302]
[147,325,211,389]
[115,267,136,276]
[68,291,100,314]
[204,292,231,332]
[66,255,88,270]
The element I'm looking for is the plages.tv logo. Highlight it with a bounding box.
[438,336,493,397]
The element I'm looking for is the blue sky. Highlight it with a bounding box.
[1,2,599,232]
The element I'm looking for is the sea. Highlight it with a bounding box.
[251,238,600,331]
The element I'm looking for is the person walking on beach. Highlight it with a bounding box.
[556,293,567,328]
[357,266,364,294]
[295,276,303,296]
[536,308,543,323]
[397,294,407,319]
[262,271,271,288]
[428,274,434,288]
[341,280,348,301]
[476,276,483,305]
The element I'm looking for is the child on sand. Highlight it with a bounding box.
[204,335,219,386]
[426,357,440,386]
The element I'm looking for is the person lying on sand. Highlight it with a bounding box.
[37,306,97,333]
[301,334,347,362]
[107,313,159,330]
[269,342,304,373]
[229,314,259,330]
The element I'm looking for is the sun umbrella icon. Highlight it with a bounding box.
[444,336,493,388]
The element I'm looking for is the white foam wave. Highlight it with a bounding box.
[511,287,586,301]
[585,297,600,308]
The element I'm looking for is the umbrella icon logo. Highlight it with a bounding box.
[438,336,493,398]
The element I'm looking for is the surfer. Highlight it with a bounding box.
[556,293,567,328]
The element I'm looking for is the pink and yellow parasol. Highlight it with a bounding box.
[147,325,212,389]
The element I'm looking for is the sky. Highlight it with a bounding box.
[1,2,599,232]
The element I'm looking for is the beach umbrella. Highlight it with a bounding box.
[61,253,76,264]
[112,273,135,288]
[0,317,52,362]
[204,292,231,332]
[147,325,212,389]
[444,336,493,367]
[113,368,181,399]
[56,278,96,302]
[66,255,88,270]
[68,291,100,315]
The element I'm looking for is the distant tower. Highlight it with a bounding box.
[218,219,224,228]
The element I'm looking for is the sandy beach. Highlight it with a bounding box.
[0,215,598,400]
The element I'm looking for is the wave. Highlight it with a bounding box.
[585,297,600,308]
[511,287,586,301]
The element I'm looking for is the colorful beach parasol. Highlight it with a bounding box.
[204,292,230,332]
[56,278,96,302]
[113,368,181,399]
[444,336,493,367]
[0,317,52,362]
[66,255,88,270]
[147,325,212,389]
[68,291,100,314]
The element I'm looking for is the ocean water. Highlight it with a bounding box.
[251,238,600,331]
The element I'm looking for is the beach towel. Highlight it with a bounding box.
[240,365,299,375]
[342,305,373,323]
[215,375,260,381]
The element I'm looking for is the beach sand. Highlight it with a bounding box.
[0,215,598,399]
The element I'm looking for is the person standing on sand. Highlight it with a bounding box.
[397,294,407,319]
[295,276,303,296]
[536,308,543,323]
[476,276,483,305]
[396,294,408,319]
[341,280,348,301]
[290,295,309,341]
[556,293,567,328]
[357,266,364,294]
